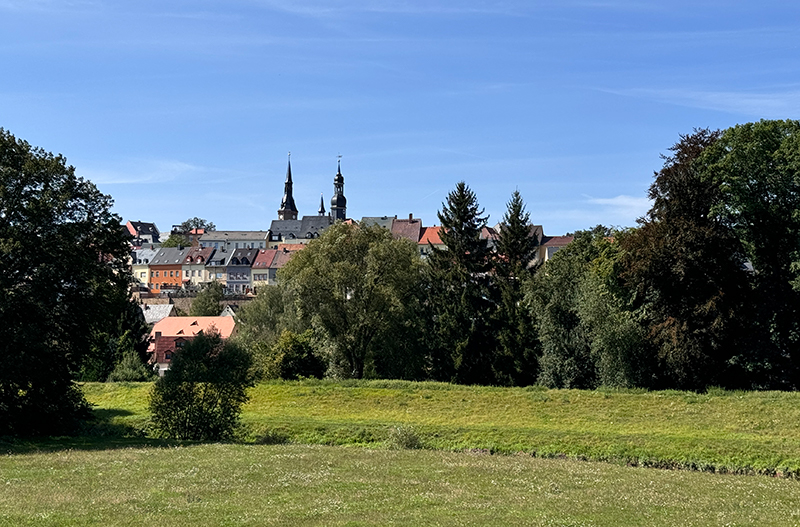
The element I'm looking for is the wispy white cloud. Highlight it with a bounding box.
[586,194,650,219]
[80,159,211,185]
[605,87,800,118]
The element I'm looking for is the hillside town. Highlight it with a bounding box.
[129,157,573,297]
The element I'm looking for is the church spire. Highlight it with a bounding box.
[318,193,326,216]
[330,156,347,221]
[278,152,298,220]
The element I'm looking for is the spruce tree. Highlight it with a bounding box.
[426,182,496,384]
[493,191,540,385]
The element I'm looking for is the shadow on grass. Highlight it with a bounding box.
[0,407,187,455]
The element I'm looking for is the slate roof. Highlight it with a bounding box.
[228,248,259,267]
[127,220,160,241]
[198,231,269,243]
[132,247,159,265]
[361,216,396,230]
[269,216,333,240]
[141,304,175,325]
[150,247,191,266]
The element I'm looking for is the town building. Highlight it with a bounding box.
[147,316,237,374]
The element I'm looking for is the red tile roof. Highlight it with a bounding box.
[270,250,295,269]
[541,235,574,247]
[391,218,423,242]
[183,246,215,264]
[252,249,279,269]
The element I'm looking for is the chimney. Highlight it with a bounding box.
[409,213,413,220]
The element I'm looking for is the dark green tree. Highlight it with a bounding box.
[149,330,253,441]
[107,331,155,382]
[79,297,150,382]
[235,284,306,380]
[280,222,426,379]
[271,329,326,380]
[179,217,216,232]
[700,120,800,387]
[0,128,134,435]
[160,232,190,248]
[493,190,540,385]
[426,182,496,384]
[191,281,225,316]
[527,227,605,389]
[621,129,755,389]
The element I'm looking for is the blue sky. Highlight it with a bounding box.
[2,1,799,235]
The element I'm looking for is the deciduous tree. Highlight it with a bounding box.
[191,281,225,316]
[280,222,425,379]
[0,129,134,435]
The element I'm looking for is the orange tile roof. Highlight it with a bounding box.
[419,226,444,245]
[276,243,305,252]
[149,316,236,339]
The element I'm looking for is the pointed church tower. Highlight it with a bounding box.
[278,153,299,220]
[318,193,326,216]
[330,158,347,221]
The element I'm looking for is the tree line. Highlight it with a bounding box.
[3,119,800,437]
[237,120,800,392]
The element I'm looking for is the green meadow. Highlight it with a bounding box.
[3,380,800,526]
[82,380,800,476]
[3,444,800,526]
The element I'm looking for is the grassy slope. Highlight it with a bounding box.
[2,444,800,527]
[82,380,800,476]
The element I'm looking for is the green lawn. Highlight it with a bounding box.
[2,443,800,526]
[81,380,800,476]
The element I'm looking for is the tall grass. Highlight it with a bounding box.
[81,380,800,477]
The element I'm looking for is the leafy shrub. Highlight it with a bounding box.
[107,340,154,382]
[387,425,423,450]
[149,330,253,440]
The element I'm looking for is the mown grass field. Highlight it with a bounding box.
[3,380,800,526]
[3,443,800,527]
[81,380,800,476]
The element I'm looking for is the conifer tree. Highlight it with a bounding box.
[493,191,539,385]
[426,182,496,384]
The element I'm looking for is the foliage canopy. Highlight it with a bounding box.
[0,129,135,435]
